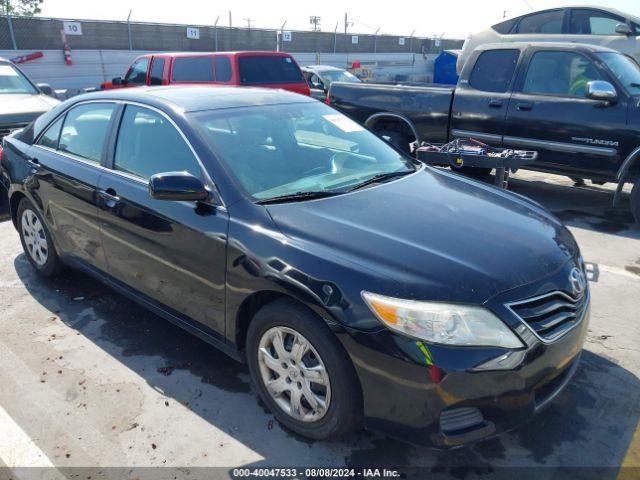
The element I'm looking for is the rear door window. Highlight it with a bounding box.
[238,55,304,85]
[114,105,201,180]
[172,56,214,82]
[58,103,117,163]
[149,57,165,85]
[569,9,627,35]
[124,58,149,85]
[214,56,232,82]
[516,9,564,34]
[469,49,519,93]
[522,51,604,97]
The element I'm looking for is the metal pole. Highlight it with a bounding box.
[409,29,415,54]
[333,22,338,54]
[373,27,380,55]
[127,9,133,50]
[214,16,219,51]
[228,11,232,50]
[6,12,17,50]
[279,20,286,53]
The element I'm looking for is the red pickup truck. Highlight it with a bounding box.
[100,51,310,96]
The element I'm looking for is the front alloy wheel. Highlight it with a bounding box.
[246,299,362,440]
[258,326,331,422]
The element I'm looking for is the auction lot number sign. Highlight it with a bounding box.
[62,21,82,36]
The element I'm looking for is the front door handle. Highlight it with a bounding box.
[489,99,503,108]
[516,102,533,111]
[99,188,121,209]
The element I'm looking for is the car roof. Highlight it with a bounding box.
[304,65,343,72]
[143,51,295,58]
[497,5,640,25]
[70,85,316,113]
[478,41,622,54]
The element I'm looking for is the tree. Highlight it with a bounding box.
[1,0,43,16]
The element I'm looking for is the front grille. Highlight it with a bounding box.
[507,291,588,342]
[0,122,28,141]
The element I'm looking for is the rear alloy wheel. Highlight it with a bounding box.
[631,180,640,224]
[247,299,361,440]
[17,198,62,276]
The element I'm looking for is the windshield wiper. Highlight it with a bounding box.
[630,82,640,88]
[256,190,341,205]
[346,170,413,192]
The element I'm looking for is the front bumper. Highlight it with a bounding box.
[338,292,589,449]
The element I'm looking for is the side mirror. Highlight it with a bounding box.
[37,83,53,96]
[585,80,618,103]
[112,77,123,86]
[148,171,209,202]
[615,23,632,36]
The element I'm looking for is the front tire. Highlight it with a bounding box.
[246,299,362,440]
[631,180,640,224]
[17,198,62,276]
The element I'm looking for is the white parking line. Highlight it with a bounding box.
[0,405,54,468]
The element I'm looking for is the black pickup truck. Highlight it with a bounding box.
[328,42,640,222]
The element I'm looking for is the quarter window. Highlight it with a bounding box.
[469,49,519,93]
[522,51,604,97]
[124,58,149,85]
[37,116,64,149]
[149,58,165,85]
[58,103,116,163]
[516,10,564,34]
[570,9,627,35]
[114,105,201,180]
[172,56,214,82]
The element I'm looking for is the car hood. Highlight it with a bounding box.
[0,94,59,121]
[265,169,578,304]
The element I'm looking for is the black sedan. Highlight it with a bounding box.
[0,86,589,447]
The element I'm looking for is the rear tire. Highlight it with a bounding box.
[631,180,640,224]
[246,299,362,440]
[17,198,62,277]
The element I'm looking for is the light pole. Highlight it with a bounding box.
[127,9,133,51]
[214,15,219,51]
[373,27,380,55]
[279,20,287,52]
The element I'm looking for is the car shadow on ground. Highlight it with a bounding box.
[12,254,640,478]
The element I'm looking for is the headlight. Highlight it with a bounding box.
[362,291,524,349]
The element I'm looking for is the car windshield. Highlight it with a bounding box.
[192,101,416,201]
[597,52,640,94]
[0,63,38,94]
[320,70,361,86]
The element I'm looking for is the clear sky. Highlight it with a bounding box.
[38,0,640,39]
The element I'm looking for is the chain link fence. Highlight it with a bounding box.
[0,15,463,55]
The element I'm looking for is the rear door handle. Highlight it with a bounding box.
[489,99,503,108]
[99,188,121,209]
[516,102,533,111]
[27,157,40,173]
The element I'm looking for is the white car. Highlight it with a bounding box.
[457,6,640,73]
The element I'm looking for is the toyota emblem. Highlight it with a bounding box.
[569,267,587,297]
